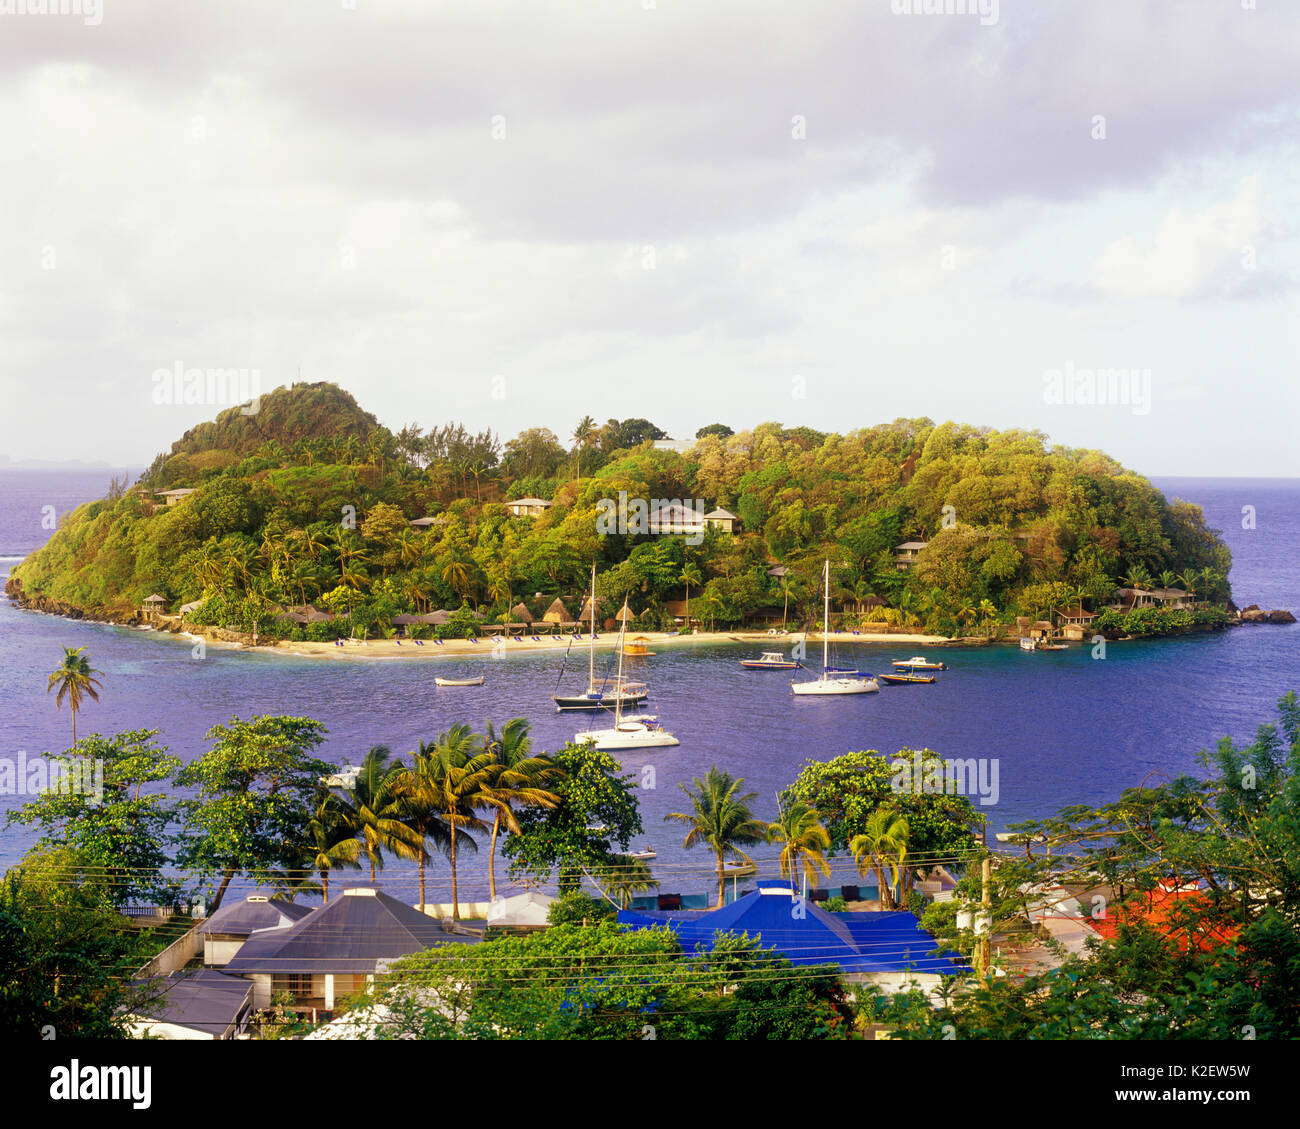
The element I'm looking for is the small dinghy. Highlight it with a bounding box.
[436,675,484,687]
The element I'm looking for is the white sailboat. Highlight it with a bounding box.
[791,560,880,696]
[574,601,680,750]
[553,564,648,711]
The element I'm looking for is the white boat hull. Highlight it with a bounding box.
[574,722,681,750]
[791,677,880,695]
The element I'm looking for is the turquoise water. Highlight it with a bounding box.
[2,471,1297,901]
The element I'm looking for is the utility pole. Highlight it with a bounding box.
[979,855,992,977]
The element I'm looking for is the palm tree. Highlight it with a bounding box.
[441,558,472,602]
[679,562,703,627]
[572,415,597,481]
[765,799,831,897]
[778,574,795,631]
[602,854,659,909]
[401,725,493,919]
[1158,570,1179,592]
[849,808,910,910]
[1178,571,1199,603]
[480,718,560,900]
[46,646,104,745]
[665,768,768,906]
[1121,564,1154,591]
[304,794,363,904]
[340,746,425,883]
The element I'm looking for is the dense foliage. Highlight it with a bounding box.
[11,382,1232,638]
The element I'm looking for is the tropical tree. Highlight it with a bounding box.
[400,725,492,919]
[680,562,703,626]
[600,855,660,910]
[174,715,331,912]
[766,800,831,895]
[46,646,104,745]
[480,718,560,901]
[849,807,910,910]
[665,768,768,906]
[572,415,597,481]
[339,746,426,884]
[303,794,363,904]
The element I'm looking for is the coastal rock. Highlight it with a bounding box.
[1268,609,1296,624]
[1241,609,1269,624]
[1242,604,1261,613]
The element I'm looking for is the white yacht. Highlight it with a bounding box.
[574,603,680,750]
[791,560,880,696]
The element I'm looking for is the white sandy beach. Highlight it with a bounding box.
[195,628,953,661]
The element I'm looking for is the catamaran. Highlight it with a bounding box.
[575,602,680,750]
[553,564,649,711]
[791,560,879,696]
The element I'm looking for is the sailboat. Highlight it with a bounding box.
[552,564,649,711]
[791,561,879,696]
[575,601,680,750]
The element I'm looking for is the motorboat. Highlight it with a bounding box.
[320,763,361,788]
[435,675,484,686]
[740,651,798,670]
[879,670,936,684]
[891,656,947,670]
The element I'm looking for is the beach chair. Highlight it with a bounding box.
[395,639,402,645]
[513,635,523,642]
[433,638,444,646]
[531,635,542,643]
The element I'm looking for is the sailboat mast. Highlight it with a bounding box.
[822,559,830,672]
[588,563,596,689]
[613,601,629,727]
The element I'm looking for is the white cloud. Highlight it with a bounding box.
[1091,177,1267,300]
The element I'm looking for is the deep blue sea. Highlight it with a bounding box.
[2,470,1297,903]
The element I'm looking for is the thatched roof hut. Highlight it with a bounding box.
[577,596,601,625]
[510,602,534,624]
[143,593,167,605]
[542,598,570,624]
[615,604,634,623]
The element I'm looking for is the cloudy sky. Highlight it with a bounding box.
[1,0,1296,476]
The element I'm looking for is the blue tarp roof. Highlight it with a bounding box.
[618,889,969,976]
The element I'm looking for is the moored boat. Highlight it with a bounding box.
[435,675,484,686]
[554,565,650,711]
[740,651,798,670]
[879,670,936,684]
[791,561,880,696]
[575,605,680,750]
[891,655,947,670]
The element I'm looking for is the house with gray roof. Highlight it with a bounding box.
[123,968,254,1041]
[221,886,480,1015]
[196,893,314,967]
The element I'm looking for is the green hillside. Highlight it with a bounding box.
[8,384,1233,639]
